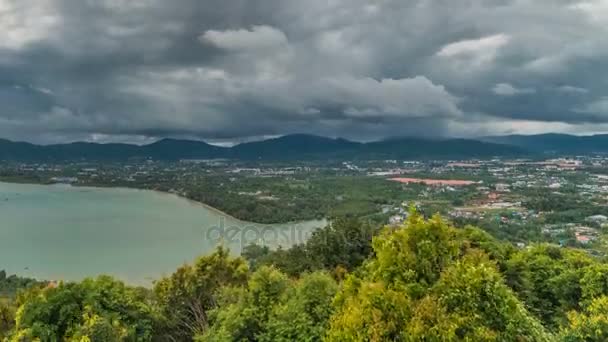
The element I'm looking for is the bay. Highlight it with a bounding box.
[0,182,325,285]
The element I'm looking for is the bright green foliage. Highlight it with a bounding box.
[409,252,551,341]
[327,278,412,341]
[8,213,608,341]
[327,213,552,341]
[201,268,338,342]
[69,310,129,341]
[199,266,290,341]
[580,264,608,304]
[154,246,249,340]
[560,296,608,341]
[261,272,338,342]
[9,276,156,341]
[368,212,460,296]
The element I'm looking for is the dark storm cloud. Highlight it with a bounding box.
[1,0,608,143]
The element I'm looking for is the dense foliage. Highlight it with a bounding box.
[0,271,42,298]
[5,213,608,341]
[243,216,377,276]
[9,276,157,341]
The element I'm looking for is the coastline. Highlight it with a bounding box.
[0,179,326,226]
[0,179,327,286]
[152,190,258,225]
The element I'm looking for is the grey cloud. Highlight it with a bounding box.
[556,86,589,94]
[492,83,535,96]
[575,97,608,116]
[1,0,608,143]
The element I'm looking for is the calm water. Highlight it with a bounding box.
[0,182,325,285]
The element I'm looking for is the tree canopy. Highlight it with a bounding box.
[5,213,608,341]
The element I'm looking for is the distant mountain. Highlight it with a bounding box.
[0,139,46,160]
[0,134,527,161]
[142,138,228,159]
[231,134,361,159]
[482,133,608,154]
[362,137,526,159]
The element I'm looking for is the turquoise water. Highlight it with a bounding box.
[0,182,324,285]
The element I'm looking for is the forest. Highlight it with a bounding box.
[2,211,608,341]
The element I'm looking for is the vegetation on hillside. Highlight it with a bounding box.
[3,212,608,340]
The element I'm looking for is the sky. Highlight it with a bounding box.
[1,0,608,144]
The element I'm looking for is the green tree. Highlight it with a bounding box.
[405,252,551,341]
[504,245,595,327]
[201,268,338,342]
[561,296,608,341]
[0,301,15,339]
[327,278,412,341]
[580,264,608,304]
[368,212,459,296]
[154,246,249,340]
[10,276,156,341]
[327,213,552,341]
[244,217,377,277]
[261,272,338,341]
[200,266,289,341]
[306,217,377,272]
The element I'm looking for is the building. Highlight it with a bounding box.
[389,215,405,226]
[587,215,608,223]
[495,183,510,192]
[51,177,78,184]
[548,183,561,189]
[488,192,500,201]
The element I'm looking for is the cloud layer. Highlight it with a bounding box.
[1,0,608,143]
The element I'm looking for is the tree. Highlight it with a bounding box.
[306,217,377,272]
[580,264,608,304]
[243,217,377,277]
[368,212,460,295]
[154,246,249,340]
[327,278,413,341]
[201,268,338,342]
[261,272,338,341]
[327,213,552,341]
[0,301,15,339]
[504,244,595,327]
[561,296,608,341]
[199,266,289,341]
[457,226,515,271]
[242,244,271,270]
[406,252,551,341]
[9,276,157,341]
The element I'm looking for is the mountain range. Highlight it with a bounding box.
[481,133,608,154]
[1,133,606,161]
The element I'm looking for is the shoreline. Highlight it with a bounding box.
[0,179,325,226]
[0,179,327,287]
